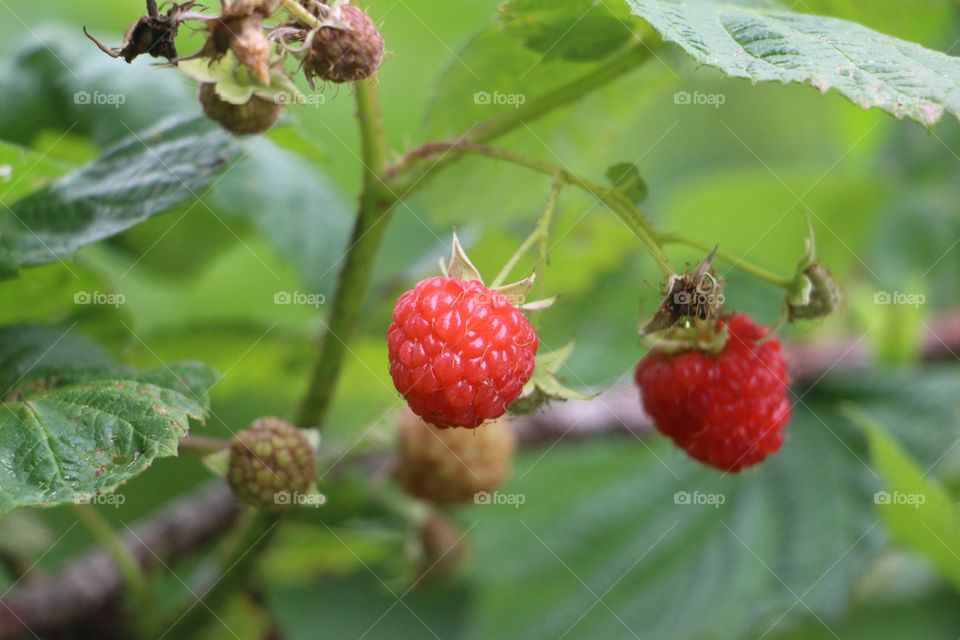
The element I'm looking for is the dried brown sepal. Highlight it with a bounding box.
[181,13,272,84]
[642,247,724,335]
[83,0,198,64]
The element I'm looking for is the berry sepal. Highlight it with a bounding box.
[785,220,841,322]
[510,341,592,415]
[642,248,724,335]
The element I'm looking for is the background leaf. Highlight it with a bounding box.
[0,115,240,271]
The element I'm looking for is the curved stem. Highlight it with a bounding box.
[72,503,151,636]
[297,78,395,428]
[399,141,674,277]
[158,510,280,639]
[386,39,660,197]
[470,41,657,144]
[657,233,793,288]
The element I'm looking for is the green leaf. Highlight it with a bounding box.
[0,115,240,271]
[0,324,217,515]
[627,0,960,126]
[605,161,649,203]
[499,0,636,61]
[846,405,960,591]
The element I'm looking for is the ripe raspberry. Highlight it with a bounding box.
[198,83,281,135]
[635,314,791,472]
[394,412,516,505]
[227,417,316,509]
[304,4,384,83]
[387,276,538,428]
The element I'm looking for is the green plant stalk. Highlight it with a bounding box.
[470,41,657,144]
[386,39,660,195]
[401,141,674,277]
[280,0,319,26]
[158,510,280,639]
[657,233,793,288]
[72,503,151,635]
[297,77,394,428]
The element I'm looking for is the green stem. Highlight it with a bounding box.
[491,173,563,288]
[297,78,394,428]
[657,233,793,288]
[470,41,656,144]
[72,503,150,628]
[158,510,280,639]
[400,141,674,277]
[178,436,229,455]
[386,40,659,196]
[280,0,320,26]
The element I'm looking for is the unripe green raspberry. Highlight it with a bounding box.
[394,412,516,505]
[227,417,316,510]
[198,83,281,135]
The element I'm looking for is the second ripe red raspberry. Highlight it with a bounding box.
[635,313,791,472]
[388,276,538,428]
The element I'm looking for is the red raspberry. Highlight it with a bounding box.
[635,313,791,472]
[387,276,538,428]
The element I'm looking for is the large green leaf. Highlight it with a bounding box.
[0,324,217,515]
[626,0,960,126]
[0,115,239,272]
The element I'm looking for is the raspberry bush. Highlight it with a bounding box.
[0,0,959,639]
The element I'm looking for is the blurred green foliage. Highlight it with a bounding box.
[1,0,960,638]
